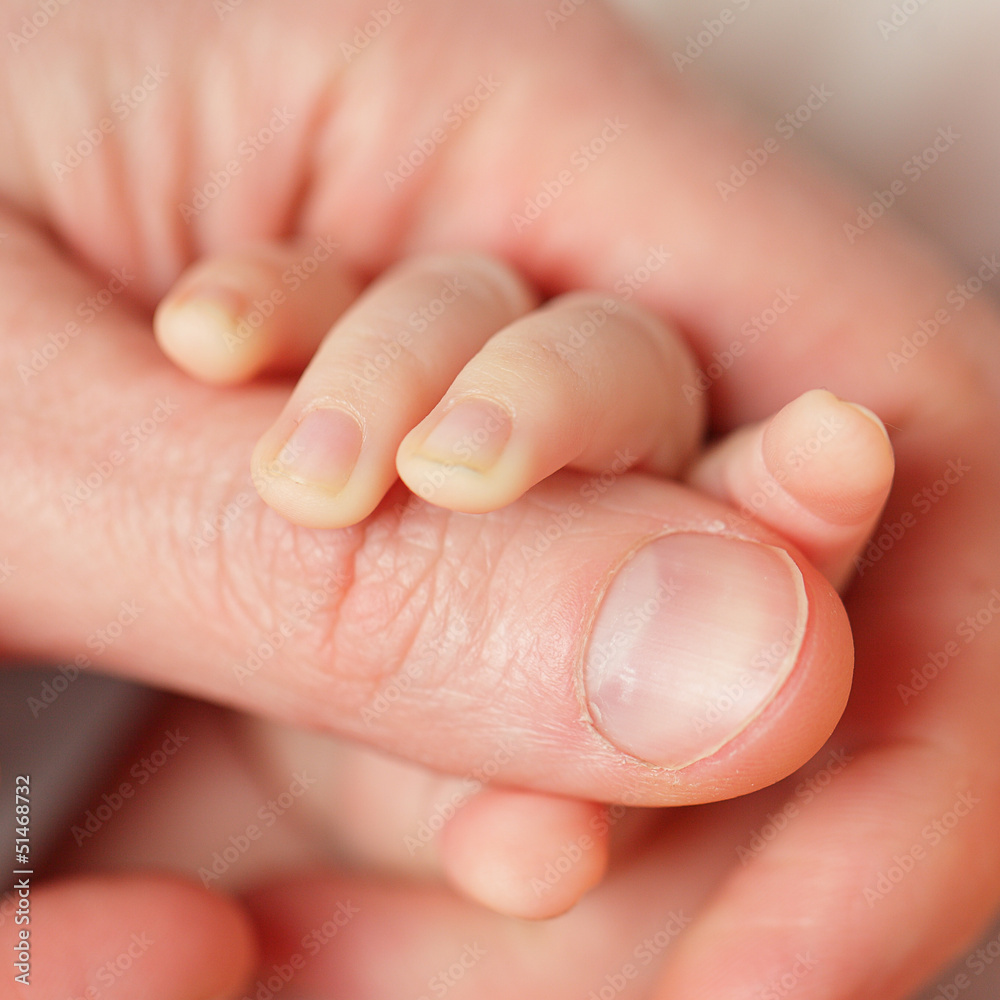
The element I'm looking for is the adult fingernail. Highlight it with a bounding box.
[415,398,512,472]
[270,407,363,494]
[584,533,807,769]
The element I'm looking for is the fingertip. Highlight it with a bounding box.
[440,789,609,920]
[842,399,892,444]
[250,416,375,530]
[155,285,262,385]
[762,389,895,525]
[156,239,361,389]
[396,397,524,514]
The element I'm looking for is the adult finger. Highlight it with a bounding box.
[0,213,851,808]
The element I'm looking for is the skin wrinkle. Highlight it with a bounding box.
[299,5,479,273]
[456,500,544,703]
[147,398,291,668]
[342,495,571,752]
[337,503,464,703]
[129,391,370,714]
[3,5,1000,994]
[381,504,523,704]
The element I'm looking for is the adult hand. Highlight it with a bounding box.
[0,1,997,998]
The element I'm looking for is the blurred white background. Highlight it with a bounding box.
[608,1,1000,997]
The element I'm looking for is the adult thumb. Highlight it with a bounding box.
[0,216,852,807]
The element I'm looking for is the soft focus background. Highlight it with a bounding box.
[612,0,999,273]
[609,1,1000,997]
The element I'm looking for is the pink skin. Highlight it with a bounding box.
[1,1,998,998]
[153,234,895,920]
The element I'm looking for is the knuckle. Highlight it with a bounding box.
[332,498,495,715]
[185,479,509,731]
[151,443,360,713]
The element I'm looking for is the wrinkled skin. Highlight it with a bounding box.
[1,1,999,998]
